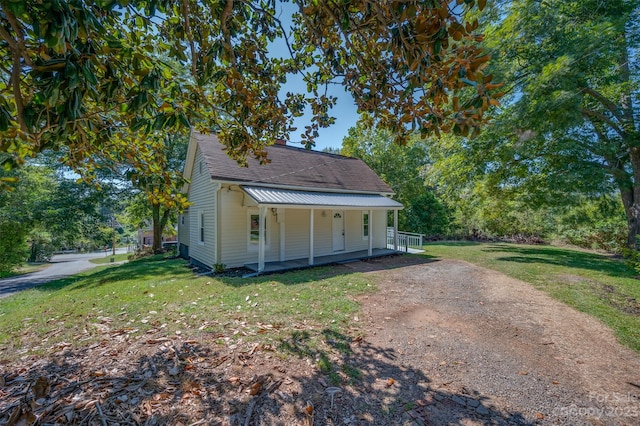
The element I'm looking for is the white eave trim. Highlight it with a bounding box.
[215,180,395,197]
[241,185,403,210]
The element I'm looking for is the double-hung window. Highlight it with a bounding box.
[362,212,370,240]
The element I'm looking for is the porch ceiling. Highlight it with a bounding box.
[241,186,403,209]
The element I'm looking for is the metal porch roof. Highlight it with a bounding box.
[242,186,403,209]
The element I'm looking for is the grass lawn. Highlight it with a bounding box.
[89,252,130,264]
[0,256,373,362]
[425,242,640,352]
[0,262,50,279]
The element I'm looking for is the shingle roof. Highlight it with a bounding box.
[193,132,393,194]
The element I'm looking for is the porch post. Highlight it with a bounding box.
[279,208,285,261]
[309,209,314,265]
[393,209,398,251]
[258,206,266,272]
[368,209,373,256]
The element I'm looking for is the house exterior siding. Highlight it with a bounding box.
[219,185,281,268]
[180,132,403,272]
[284,208,310,260]
[373,210,387,248]
[178,210,190,259]
[187,147,217,268]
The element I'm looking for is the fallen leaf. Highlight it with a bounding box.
[536,413,544,419]
[552,381,560,385]
[387,378,395,387]
[518,371,528,376]
[6,404,36,426]
[305,401,314,416]
[32,376,50,399]
[146,338,170,344]
[249,382,262,395]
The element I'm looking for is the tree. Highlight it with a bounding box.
[0,163,123,271]
[119,132,188,253]
[341,121,449,236]
[0,0,501,183]
[462,0,640,246]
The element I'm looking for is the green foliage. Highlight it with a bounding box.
[213,263,226,274]
[0,0,500,188]
[468,0,640,246]
[341,122,450,236]
[553,197,627,253]
[0,221,29,272]
[0,164,125,272]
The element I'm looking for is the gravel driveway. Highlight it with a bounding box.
[350,256,640,425]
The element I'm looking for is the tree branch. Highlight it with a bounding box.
[220,0,237,64]
[580,86,626,125]
[3,7,33,66]
[580,108,627,140]
[180,0,198,79]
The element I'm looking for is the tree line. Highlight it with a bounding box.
[342,0,638,254]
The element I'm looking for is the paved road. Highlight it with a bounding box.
[0,248,129,299]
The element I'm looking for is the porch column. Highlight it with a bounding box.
[258,206,266,272]
[309,209,314,265]
[279,208,285,261]
[393,209,398,251]
[368,209,373,256]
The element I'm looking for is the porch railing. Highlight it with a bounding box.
[386,228,424,252]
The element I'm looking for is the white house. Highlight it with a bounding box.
[179,131,403,273]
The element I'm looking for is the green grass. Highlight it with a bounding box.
[425,242,640,352]
[0,256,375,367]
[0,262,50,279]
[89,253,130,264]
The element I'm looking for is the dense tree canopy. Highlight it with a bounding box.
[0,164,119,271]
[342,121,450,236]
[0,0,500,182]
[429,0,639,246]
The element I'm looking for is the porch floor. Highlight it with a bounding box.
[244,248,398,274]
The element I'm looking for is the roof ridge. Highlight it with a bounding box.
[268,142,352,160]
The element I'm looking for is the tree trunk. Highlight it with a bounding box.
[151,203,173,254]
[151,204,162,254]
[624,147,640,248]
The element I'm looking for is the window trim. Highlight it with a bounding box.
[198,210,205,245]
[247,209,269,251]
[362,211,370,240]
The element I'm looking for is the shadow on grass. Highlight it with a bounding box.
[34,257,190,293]
[26,254,436,297]
[481,244,632,278]
[0,328,534,425]
[219,254,437,288]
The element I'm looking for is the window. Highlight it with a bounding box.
[362,212,370,239]
[248,210,269,249]
[181,215,185,225]
[198,211,205,244]
[199,160,203,175]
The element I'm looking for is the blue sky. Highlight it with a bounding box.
[273,2,359,151]
[285,76,359,151]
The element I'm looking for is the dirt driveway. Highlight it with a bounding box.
[348,256,640,425]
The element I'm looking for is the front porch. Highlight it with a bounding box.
[245,248,397,274]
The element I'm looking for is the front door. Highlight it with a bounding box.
[332,210,345,251]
